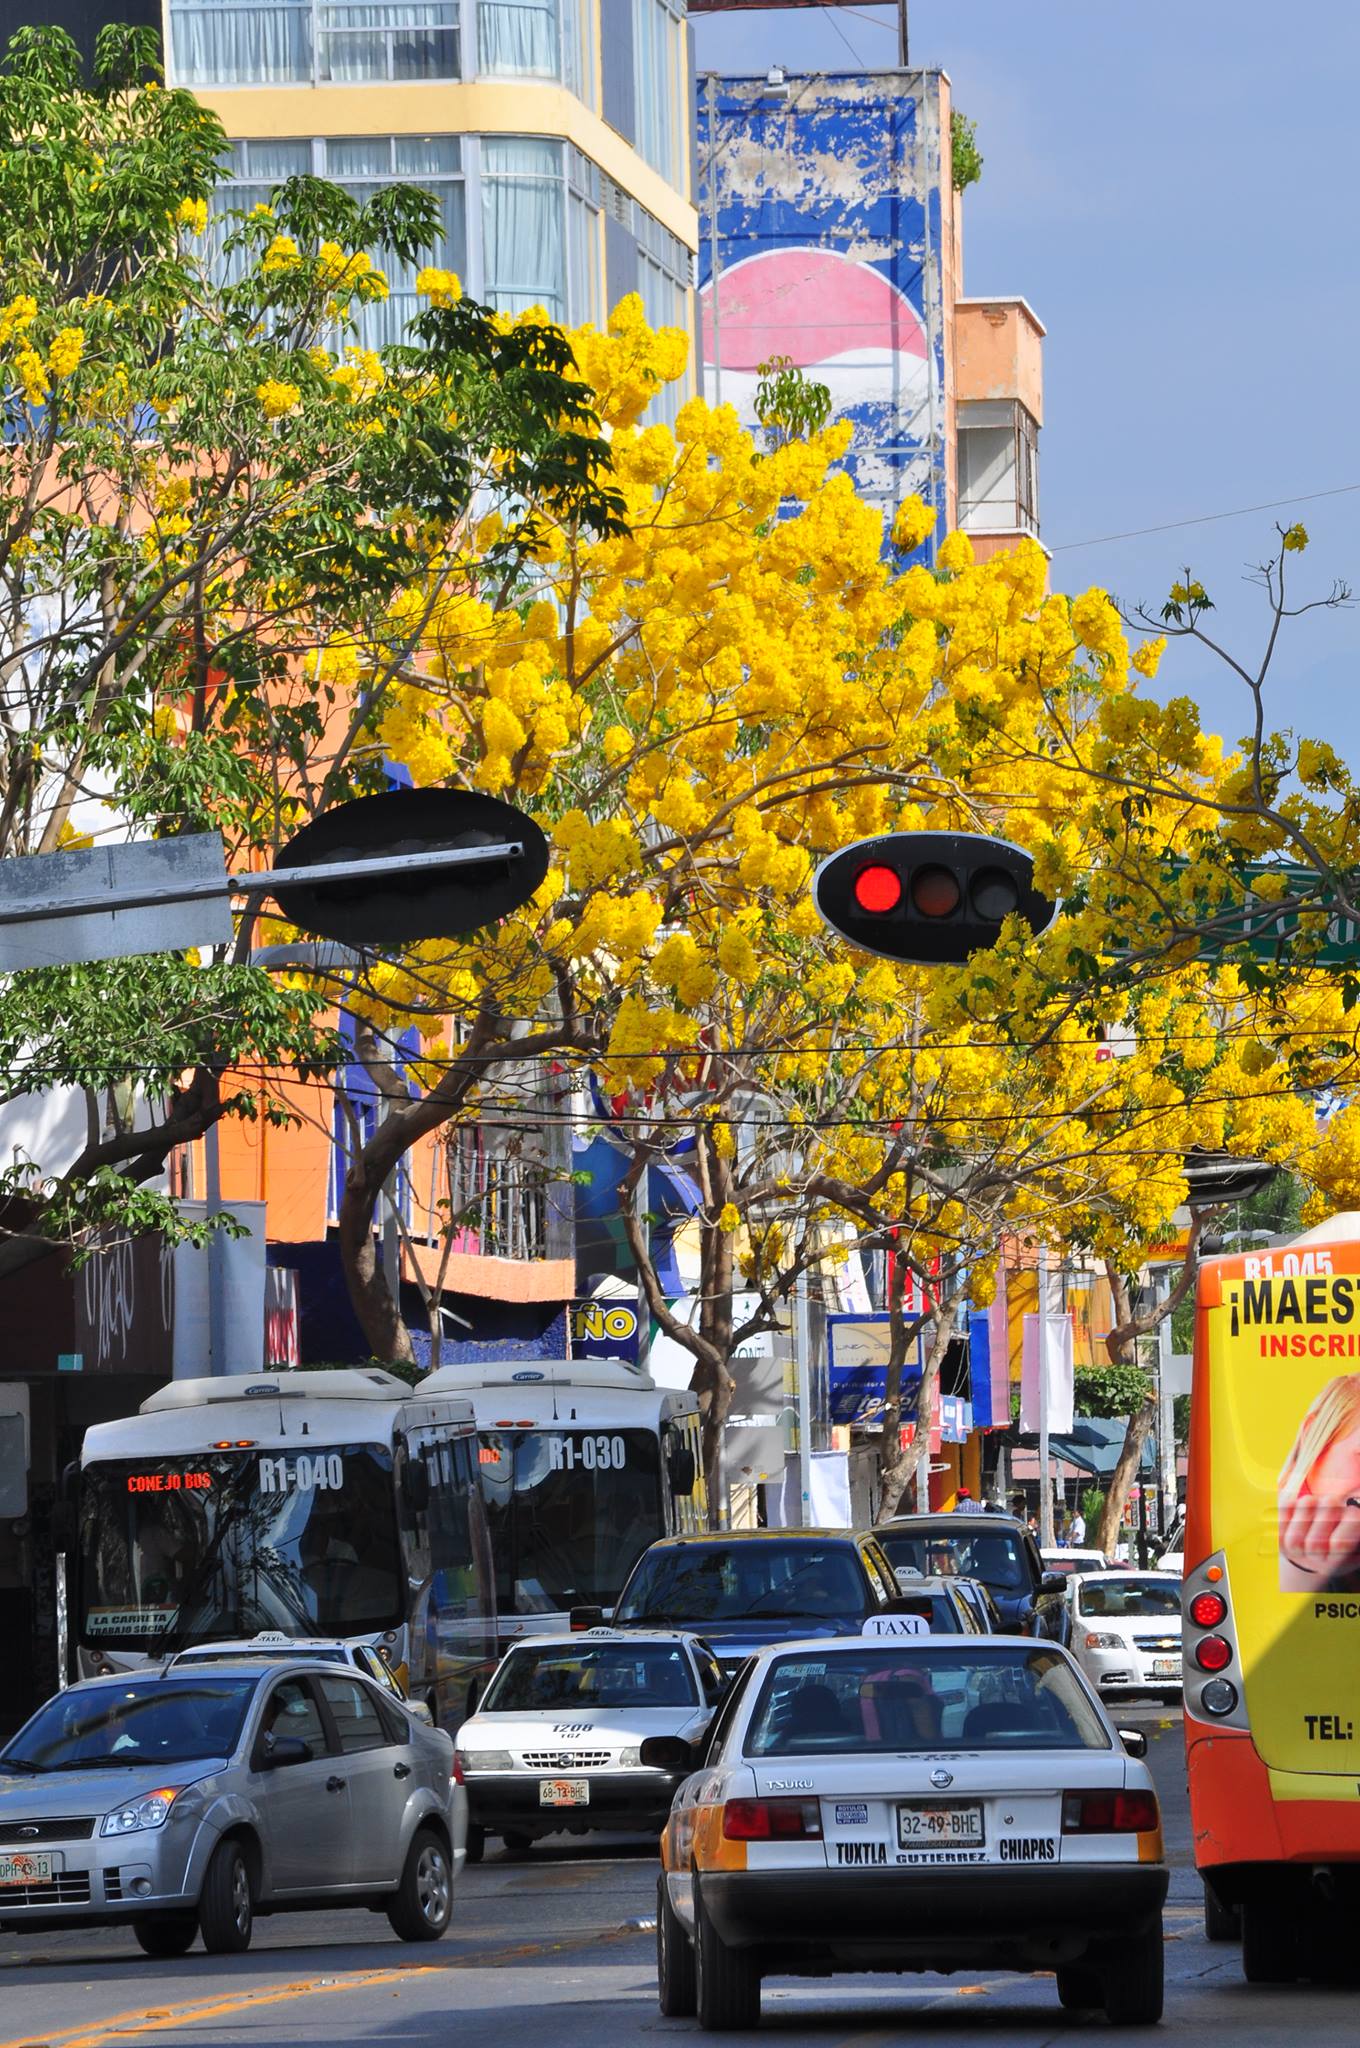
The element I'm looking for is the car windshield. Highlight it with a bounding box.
[1078,1578,1182,1619]
[477,1429,664,1614]
[5,1679,254,1771]
[745,1647,1110,1756]
[482,1641,699,1712]
[615,1543,869,1623]
[78,1448,404,1651]
[878,1527,1027,1592]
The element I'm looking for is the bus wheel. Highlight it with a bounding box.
[1242,1901,1298,1984]
[465,1823,485,1865]
[1204,1882,1240,1943]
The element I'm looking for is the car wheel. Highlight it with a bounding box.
[694,1879,760,2031]
[1099,1920,1164,2025]
[656,1873,696,2017]
[387,1828,453,1942]
[1242,1899,1298,1983]
[465,1822,485,1866]
[502,1831,533,1859]
[198,1839,254,1955]
[1054,1964,1101,2011]
[1203,1882,1240,1944]
[133,1914,197,1959]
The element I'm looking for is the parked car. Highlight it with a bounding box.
[875,1515,1070,1643]
[655,1633,1167,2029]
[456,1628,722,1858]
[1040,1548,1110,1579]
[609,1530,905,1681]
[171,1633,432,1722]
[0,1657,463,1954]
[1068,1571,1183,1699]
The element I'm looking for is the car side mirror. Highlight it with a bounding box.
[668,1447,697,1497]
[1040,1573,1068,1597]
[401,1460,431,1513]
[261,1733,311,1769]
[570,1604,605,1632]
[1118,1727,1148,1759]
[638,1735,696,1772]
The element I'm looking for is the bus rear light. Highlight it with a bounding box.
[1189,1592,1227,1629]
[722,1798,822,1841]
[1199,1678,1238,1716]
[1061,1790,1159,1835]
[1195,1635,1232,1672]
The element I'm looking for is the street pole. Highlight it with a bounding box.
[1037,1247,1054,1548]
[204,1120,229,1376]
[795,1265,813,1528]
[1157,1271,1177,1539]
[897,0,908,66]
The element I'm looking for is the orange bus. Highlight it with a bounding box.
[1185,1214,1360,1983]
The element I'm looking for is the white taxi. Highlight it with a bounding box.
[656,1623,1167,2030]
[455,1629,722,1858]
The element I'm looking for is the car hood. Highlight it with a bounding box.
[0,1756,224,1815]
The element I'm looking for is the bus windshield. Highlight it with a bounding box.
[478,1429,663,1613]
[79,1446,404,1650]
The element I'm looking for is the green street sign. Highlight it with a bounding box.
[1154,859,1360,964]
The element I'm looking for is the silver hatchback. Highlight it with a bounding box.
[0,1657,465,1955]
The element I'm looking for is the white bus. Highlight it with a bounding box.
[414,1358,704,1651]
[73,1369,497,1730]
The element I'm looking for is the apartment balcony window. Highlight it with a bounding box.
[214,136,466,350]
[957,398,1040,536]
[170,0,460,85]
[435,1127,551,1262]
[633,0,685,187]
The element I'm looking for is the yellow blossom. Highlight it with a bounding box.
[256,378,301,420]
[47,327,84,379]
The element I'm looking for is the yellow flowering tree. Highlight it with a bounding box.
[0,22,620,1269]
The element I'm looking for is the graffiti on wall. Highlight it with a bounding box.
[697,72,946,539]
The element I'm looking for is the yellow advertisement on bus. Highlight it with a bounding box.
[1185,1215,1360,1979]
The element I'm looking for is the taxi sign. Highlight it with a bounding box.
[862,1613,928,1637]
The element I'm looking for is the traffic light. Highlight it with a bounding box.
[812,831,1058,965]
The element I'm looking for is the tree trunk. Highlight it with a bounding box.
[1096,1392,1157,1559]
[877,1296,955,1522]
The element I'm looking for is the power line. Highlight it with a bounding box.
[1050,481,1360,555]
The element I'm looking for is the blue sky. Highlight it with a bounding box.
[691,1,1360,765]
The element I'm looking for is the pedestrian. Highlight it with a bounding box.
[953,1486,984,1515]
[1070,1506,1087,1546]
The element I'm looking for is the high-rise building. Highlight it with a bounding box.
[697,68,1044,560]
[167,0,698,383]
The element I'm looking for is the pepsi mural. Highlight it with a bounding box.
[697,70,948,544]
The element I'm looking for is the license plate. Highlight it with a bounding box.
[896,1802,984,1849]
[1152,1658,1181,1678]
[539,1778,590,1807]
[0,1853,52,1886]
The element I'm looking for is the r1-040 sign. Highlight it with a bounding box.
[259,1453,345,1492]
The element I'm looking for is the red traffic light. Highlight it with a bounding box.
[853,864,903,914]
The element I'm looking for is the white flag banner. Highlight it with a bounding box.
[1020,1311,1076,1435]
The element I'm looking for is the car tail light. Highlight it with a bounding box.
[452,1752,465,1785]
[1195,1635,1232,1672]
[1189,1591,1226,1629]
[1062,1790,1159,1834]
[722,1798,822,1841]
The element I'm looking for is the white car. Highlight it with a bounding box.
[1069,1571,1183,1698]
[655,1626,1167,2029]
[171,1633,433,1722]
[455,1629,722,1859]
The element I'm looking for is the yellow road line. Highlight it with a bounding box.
[0,1923,645,2048]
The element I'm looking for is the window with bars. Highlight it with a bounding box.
[956,399,1040,535]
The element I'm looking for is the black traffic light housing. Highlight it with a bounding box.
[812,830,1058,965]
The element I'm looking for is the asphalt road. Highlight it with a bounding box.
[1,1702,1356,2046]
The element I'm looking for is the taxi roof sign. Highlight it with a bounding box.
[862,1612,928,1637]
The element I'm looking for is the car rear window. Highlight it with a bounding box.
[744,1647,1110,1756]
[893,1594,961,1633]
[878,1528,1027,1592]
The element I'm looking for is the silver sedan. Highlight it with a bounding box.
[0,1656,465,1955]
